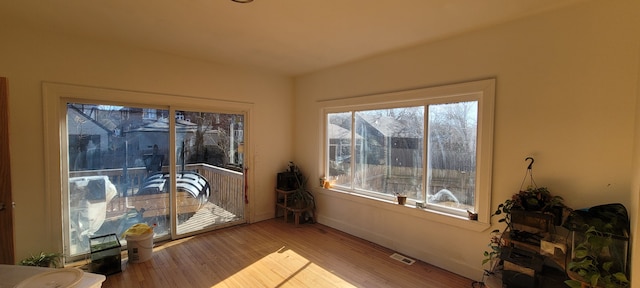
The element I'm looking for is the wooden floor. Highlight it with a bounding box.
[99,219,473,288]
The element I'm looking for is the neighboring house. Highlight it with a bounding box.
[356,113,422,168]
[67,105,113,171]
[328,113,423,195]
[127,116,244,169]
[329,112,473,202]
[328,113,422,168]
[126,117,198,169]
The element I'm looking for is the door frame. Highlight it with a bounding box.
[0,77,15,264]
[43,82,253,261]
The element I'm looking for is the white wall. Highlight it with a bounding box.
[294,0,640,281]
[0,25,294,262]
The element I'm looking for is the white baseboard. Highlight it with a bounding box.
[316,214,485,281]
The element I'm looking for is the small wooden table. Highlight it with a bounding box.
[275,188,315,226]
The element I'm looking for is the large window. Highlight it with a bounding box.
[323,79,494,220]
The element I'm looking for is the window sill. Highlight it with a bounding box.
[316,188,491,232]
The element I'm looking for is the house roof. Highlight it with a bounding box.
[358,114,421,139]
[67,105,113,136]
[328,123,354,140]
[0,0,589,76]
[328,114,420,139]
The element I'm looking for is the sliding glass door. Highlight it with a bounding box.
[64,103,245,259]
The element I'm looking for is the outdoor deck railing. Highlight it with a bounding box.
[191,164,244,216]
[69,164,245,219]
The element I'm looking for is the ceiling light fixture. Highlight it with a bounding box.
[231,0,253,3]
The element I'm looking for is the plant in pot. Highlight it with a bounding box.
[483,186,567,271]
[289,162,316,210]
[493,186,566,230]
[395,193,407,205]
[19,251,63,268]
[482,229,504,269]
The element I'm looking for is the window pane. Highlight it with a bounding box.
[174,111,244,236]
[67,103,170,256]
[327,112,352,187]
[353,107,424,197]
[427,101,477,211]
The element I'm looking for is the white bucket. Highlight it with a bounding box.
[126,232,153,263]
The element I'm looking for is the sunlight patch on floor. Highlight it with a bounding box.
[213,247,357,288]
[177,202,241,235]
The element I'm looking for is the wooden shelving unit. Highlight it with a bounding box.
[493,210,570,288]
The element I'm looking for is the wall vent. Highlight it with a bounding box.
[390,253,415,265]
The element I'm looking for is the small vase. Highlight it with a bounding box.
[397,195,407,205]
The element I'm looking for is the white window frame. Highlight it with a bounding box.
[320,79,495,226]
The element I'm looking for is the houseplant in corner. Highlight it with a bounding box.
[289,162,316,211]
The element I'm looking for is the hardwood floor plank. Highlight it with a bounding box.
[100,219,473,287]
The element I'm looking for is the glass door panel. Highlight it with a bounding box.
[66,103,170,257]
[174,111,245,236]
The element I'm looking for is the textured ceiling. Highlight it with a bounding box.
[1,0,588,76]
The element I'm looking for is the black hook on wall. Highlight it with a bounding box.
[525,157,535,170]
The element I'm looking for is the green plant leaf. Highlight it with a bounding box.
[602,261,613,272]
[574,249,588,259]
[575,244,589,252]
[564,280,583,288]
[568,258,594,271]
[526,198,539,206]
[612,272,629,283]
[590,273,600,287]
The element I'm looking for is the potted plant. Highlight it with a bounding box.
[19,251,63,268]
[395,193,407,205]
[482,229,504,269]
[289,162,315,210]
[493,186,566,230]
[483,186,567,271]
